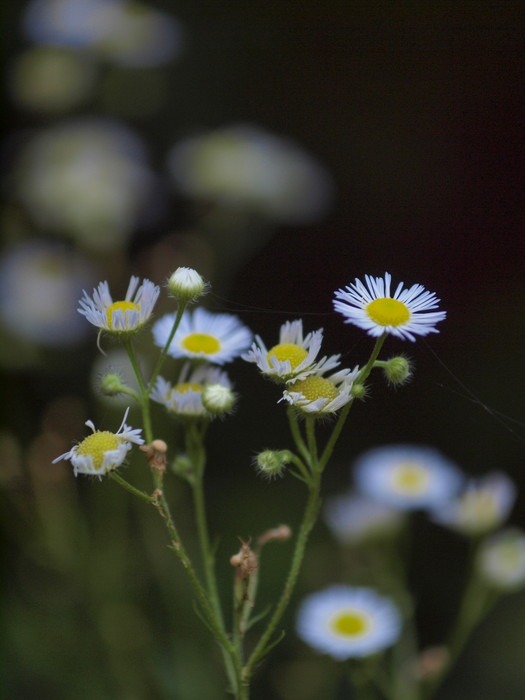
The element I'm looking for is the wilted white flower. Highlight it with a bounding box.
[52,407,144,477]
[282,366,360,415]
[243,319,340,383]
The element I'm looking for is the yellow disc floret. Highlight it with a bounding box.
[76,431,121,470]
[292,376,339,402]
[267,343,308,369]
[366,298,410,327]
[391,462,429,494]
[331,611,370,638]
[106,300,140,327]
[181,333,221,355]
[173,382,204,394]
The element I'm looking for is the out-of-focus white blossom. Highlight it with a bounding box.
[167,124,334,224]
[0,240,95,346]
[8,47,96,114]
[13,119,158,251]
[23,0,183,67]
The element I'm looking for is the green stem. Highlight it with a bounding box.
[122,337,153,443]
[109,472,153,504]
[242,473,322,682]
[147,303,187,393]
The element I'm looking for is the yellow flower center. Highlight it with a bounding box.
[331,611,370,638]
[106,300,140,327]
[366,298,410,327]
[173,382,203,394]
[267,343,308,369]
[292,376,339,402]
[76,431,121,470]
[181,333,221,355]
[391,462,429,494]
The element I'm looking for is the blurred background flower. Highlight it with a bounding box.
[3,2,525,699]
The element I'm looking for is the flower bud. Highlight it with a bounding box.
[383,356,412,386]
[167,267,208,303]
[171,452,193,478]
[351,382,367,400]
[254,450,291,479]
[202,384,236,416]
[100,372,128,396]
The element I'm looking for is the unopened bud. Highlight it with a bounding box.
[100,372,127,396]
[167,267,208,303]
[351,382,367,400]
[254,450,291,479]
[171,452,193,478]
[202,384,236,416]
[383,356,412,386]
[140,439,168,473]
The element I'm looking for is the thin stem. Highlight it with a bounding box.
[109,472,153,504]
[243,473,321,682]
[147,303,187,393]
[122,337,153,443]
[287,407,311,467]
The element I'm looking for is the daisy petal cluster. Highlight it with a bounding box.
[432,472,516,536]
[282,366,360,416]
[296,585,402,659]
[152,307,252,365]
[52,407,144,478]
[242,319,340,383]
[333,272,446,341]
[353,444,463,511]
[151,363,232,418]
[79,276,160,333]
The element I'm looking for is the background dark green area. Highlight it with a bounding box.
[3,2,525,699]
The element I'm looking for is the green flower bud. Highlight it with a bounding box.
[100,372,128,396]
[255,450,292,479]
[383,356,412,386]
[351,382,367,400]
[171,452,193,478]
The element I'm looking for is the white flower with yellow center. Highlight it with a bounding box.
[78,276,160,333]
[152,307,252,365]
[432,472,516,536]
[477,528,525,591]
[282,366,360,415]
[296,585,401,659]
[151,363,232,417]
[354,444,463,511]
[242,319,340,383]
[333,273,446,341]
[52,407,144,478]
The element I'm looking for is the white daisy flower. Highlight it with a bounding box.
[432,472,516,536]
[52,407,144,478]
[78,276,160,333]
[282,366,360,415]
[296,585,402,660]
[477,528,525,591]
[151,363,232,417]
[353,444,463,511]
[152,307,252,365]
[242,319,340,383]
[333,272,446,341]
[324,492,404,545]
